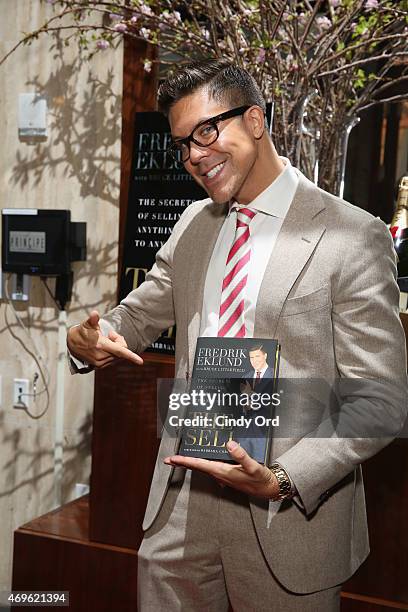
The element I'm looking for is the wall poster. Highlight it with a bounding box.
[120,112,207,355]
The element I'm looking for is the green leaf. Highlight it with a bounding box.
[354,68,367,89]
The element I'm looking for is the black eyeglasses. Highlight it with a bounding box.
[168,105,251,163]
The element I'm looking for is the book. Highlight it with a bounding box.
[177,337,280,463]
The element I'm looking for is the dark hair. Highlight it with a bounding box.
[158,59,266,117]
[249,344,267,354]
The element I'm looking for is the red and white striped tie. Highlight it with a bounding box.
[218,207,256,337]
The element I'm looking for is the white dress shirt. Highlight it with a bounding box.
[200,157,299,337]
[252,364,268,380]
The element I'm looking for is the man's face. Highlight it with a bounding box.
[168,88,262,204]
[249,350,267,371]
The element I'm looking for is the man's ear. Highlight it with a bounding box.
[246,106,265,139]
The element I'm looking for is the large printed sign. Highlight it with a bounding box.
[120,112,207,354]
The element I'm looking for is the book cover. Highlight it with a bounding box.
[177,337,280,463]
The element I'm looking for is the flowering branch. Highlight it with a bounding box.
[2,0,407,194]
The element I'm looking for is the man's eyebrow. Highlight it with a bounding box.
[171,115,215,140]
[171,133,187,142]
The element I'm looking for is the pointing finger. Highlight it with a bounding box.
[108,330,120,340]
[108,330,127,346]
[98,336,143,365]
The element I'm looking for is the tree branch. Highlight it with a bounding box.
[317,52,408,78]
[358,93,408,113]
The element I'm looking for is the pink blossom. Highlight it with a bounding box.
[365,0,379,8]
[130,16,138,25]
[286,53,298,71]
[96,39,110,50]
[162,10,181,27]
[139,27,151,39]
[143,59,152,73]
[257,48,266,63]
[329,0,341,7]
[109,13,122,21]
[114,23,127,33]
[316,16,332,29]
[140,4,154,16]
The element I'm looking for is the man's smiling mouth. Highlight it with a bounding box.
[204,161,226,179]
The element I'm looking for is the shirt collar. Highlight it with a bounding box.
[254,364,268,376]
[228,157,299,220]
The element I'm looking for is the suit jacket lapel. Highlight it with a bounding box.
[184,174,326,368]
[254,174,326,338]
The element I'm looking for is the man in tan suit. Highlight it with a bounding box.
[68,60,408,611]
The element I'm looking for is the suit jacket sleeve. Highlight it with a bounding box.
[276,216,408,515]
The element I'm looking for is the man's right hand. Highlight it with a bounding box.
[67,310,143,368]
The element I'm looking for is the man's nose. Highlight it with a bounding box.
[188,141,209,164]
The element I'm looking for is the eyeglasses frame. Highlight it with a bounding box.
[168,105,252,163]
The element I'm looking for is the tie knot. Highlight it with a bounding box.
[234,207,256,227]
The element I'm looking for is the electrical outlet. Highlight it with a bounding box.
[13,378,30,409]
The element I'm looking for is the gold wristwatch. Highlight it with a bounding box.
[269,463,293,501]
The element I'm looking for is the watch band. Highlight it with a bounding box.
[269,463,293,501]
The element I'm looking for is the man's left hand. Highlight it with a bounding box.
[164,441,280,500]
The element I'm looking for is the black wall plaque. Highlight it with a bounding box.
[120,112,207,354]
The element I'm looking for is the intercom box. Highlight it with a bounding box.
[1,209,86,276]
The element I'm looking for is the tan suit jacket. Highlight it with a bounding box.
[103,172,408,593]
